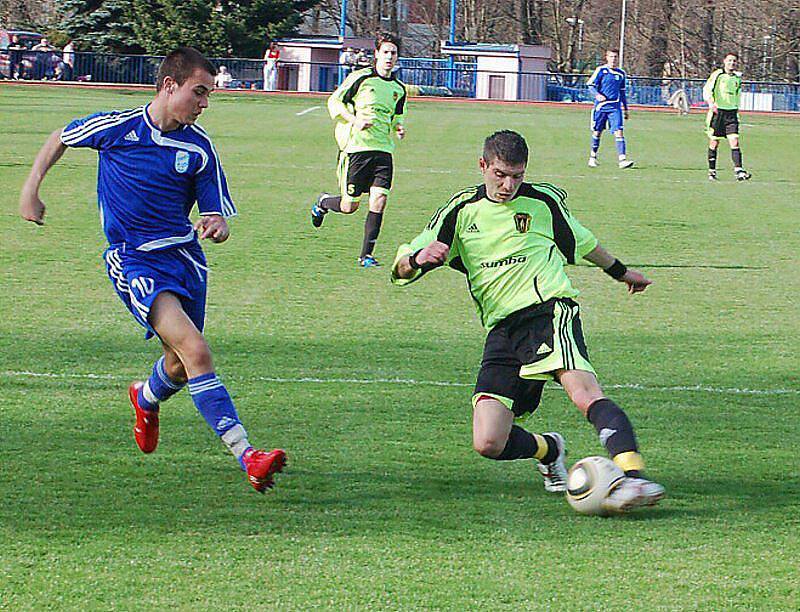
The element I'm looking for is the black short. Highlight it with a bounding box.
[709,109,740,138]
[474,298,591,417]
[339,151,393,198]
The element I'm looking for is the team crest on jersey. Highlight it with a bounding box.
[514,213,532,233]
[174,150,190,174]
[393,92,398,100]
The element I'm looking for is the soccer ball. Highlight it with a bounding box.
[566,456,625,516]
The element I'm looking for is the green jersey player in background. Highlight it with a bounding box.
[392,130,665,514]
[311,32,407,268]
[703,52,752,181]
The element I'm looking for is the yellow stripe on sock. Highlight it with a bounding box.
[613,451,645,473]
[533,434,549,461]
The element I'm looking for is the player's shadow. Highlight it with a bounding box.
[659,166,701,172]
[3,435,796,537]
[277,468,791,524]
[614,473,800,522]
[5,335,796,536]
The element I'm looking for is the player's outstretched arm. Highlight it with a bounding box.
[394,240,449,280]
[20,129,67,225]
[583,244,652,294]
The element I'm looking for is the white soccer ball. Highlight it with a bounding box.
[566,456,625,516]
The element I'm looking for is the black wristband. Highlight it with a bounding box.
[409,250,422,270]
[603,259,627,280]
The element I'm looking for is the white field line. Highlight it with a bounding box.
[227,163,800,185]
[2,370,798,397]
[295,106,321,116]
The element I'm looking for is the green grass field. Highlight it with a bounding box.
[1,84,799,610]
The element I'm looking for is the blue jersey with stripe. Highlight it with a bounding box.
[586,65,628,110]
[61,104,236,252]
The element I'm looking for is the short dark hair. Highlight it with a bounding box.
[607,48,620,55]
[375,31,401,54]
[156,47,217,92]
[483,130,529,166]
[723,51,739,60]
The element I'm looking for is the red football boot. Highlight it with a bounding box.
[243,448,287,493]
[128,381,159,454]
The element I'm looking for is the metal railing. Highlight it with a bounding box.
[544,73,800,112]
[3,50,798,112]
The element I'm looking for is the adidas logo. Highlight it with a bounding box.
[466,223,479,233]
[536,343,551,355]
[124,130,139,142]
[216,416,237,431]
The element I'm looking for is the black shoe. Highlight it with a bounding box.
[311,195,328,228]
[357,254,381,268]
[736,169,752,181]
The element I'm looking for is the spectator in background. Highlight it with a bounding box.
[18,57,34,80]
[215,65,233,89]
[46,52,62,80]
[31,38,57,80]
[263,42,280,91]
[31,38,55,52]
[660,61,673,102]
[62,40,75,81]
[355,48,370,68]
[8,35,24,79]
[339,46,356,76]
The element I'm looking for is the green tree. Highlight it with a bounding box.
[127,0,229,56]
[59,0,144,53]
[127,0,317,58]
[58,0,316,58]
[220,0,318,58]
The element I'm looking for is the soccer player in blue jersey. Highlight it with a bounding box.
[19,47,286,493]
[586,49,635,169]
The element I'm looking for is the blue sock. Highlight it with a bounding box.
[615,136,626,156]
[591,135,600,154]
[138,356,185,411]
[188,372,252,467]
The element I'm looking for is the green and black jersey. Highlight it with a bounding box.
[327,67,407,154]
[703,69,742,110]
[391,182,598,330]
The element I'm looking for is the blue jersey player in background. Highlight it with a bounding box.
[19,47,286,494]
[586,48,635,169]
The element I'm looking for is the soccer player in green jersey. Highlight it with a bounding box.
[392,131,665,513]
[311,32,407,268]
[703,52,751,181]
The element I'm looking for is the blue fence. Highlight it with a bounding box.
[544,73,800,112]
[396,58,477,97]
[4,50,799,112]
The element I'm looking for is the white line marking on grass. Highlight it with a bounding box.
[227,163,800,185]
[604,382,800,396]
[5,370,118,380]
[295,106,321,116]
[2,370,798,396]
